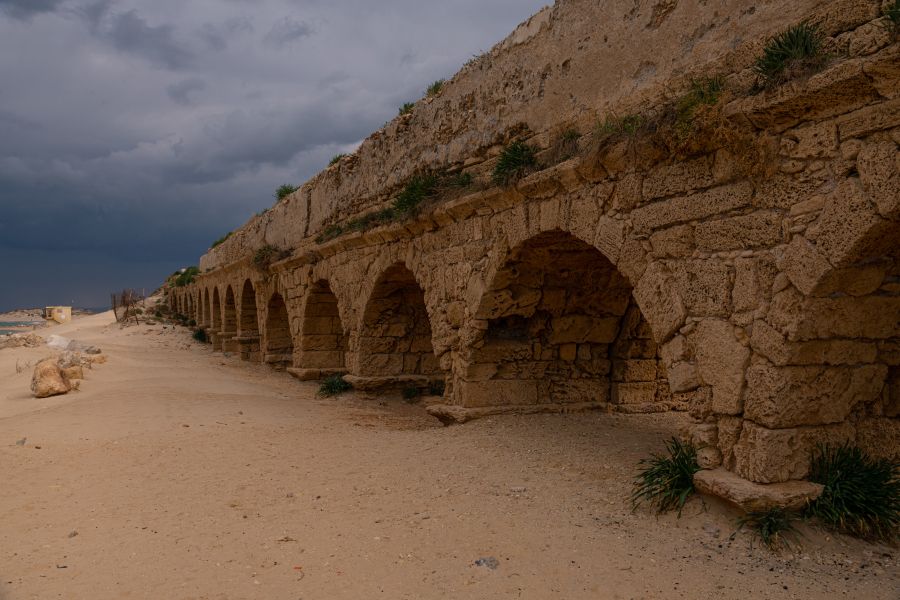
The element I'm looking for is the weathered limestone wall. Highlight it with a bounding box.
[171,0,900,495]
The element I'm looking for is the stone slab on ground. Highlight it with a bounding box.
[694,468,823,512]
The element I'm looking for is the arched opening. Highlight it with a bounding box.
[461,230,669,411]
[297,280,348,379]
[265,292,294,370]
[357,263,440,392]
[211,287,222,350]
[202,289,210,328]
[237,279,261,361]
[222,285,238,352]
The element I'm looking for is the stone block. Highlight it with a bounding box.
[751,319,879,366]
[836,96,900,139]
[460,379,540,408]
[641,156,715,200]
[856,417,900,461]
[744,363,887,428]
[767,288,900,341]
[611,382,658,405]
[666,362,700,392]
[693,319,749,415]
[857,141,900,219]
[548,315,619,344]
[782,121,838,159]
[559,343,577,362]
[733,421,855,483]
[777,236,834,296]
[630,182,752,233]
[301,351,345,369]
[815,179,893,267]
[671,260,732,317]
[694,468,823,511]
[612,359,657,382]
[695,211,783,252]
[633,262,686,344]
[649,225,695,258]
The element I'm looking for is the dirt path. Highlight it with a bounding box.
[0,313,896,599]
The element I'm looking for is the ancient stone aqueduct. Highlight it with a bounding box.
[169,0,899,501]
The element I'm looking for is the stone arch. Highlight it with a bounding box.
[264,291,294,370]
[236,279,261,361]
[296,279,348,379]
[453,229,673,414]
[222,285,238,352]
[211,287,222,349]
[202,288,211,329]
[354,262,441,392]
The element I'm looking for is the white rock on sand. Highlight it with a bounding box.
[30,358,71,398]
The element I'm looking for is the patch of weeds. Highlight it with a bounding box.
[426,79,445,97]
[805,444,899,542]
[402,385,421,402]
[754,21,826,89]
[597,113,646,138]
[393,172,439,215]
[211,232,232,249]
[549,128,581,163]
[674,76,724,133]
[253,244,290,270]
[316,224,345,244]
[734,508,801,551]
[275,184,297,201]
[428,379,445,396]
[192,329,208,343]
[631,437,700,516]
[886,0,900,33]
[188,319,197,327]
[492,140,538,186]
[399,102,415,116]
[155,310,163,318]
[318,374,352,397]
[329,154,346,166]
[174,267,200,287]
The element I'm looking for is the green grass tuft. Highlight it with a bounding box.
[253,244,289,270]
[318,374,352,397]
[676,77,724,126]
[174,266,200,287]
[399,102,415,116]
[805,444,899,542]
[275,184,297,200]
[211,232,232,249]
[329,153,347,166]
[393,172,439,215]
[735,508,801,551]
[886,0,900,30]
[192,329,208,343]
[631,437,700,516]
[597,113,646,138]
[754,22,825,88]
[492,140,538,186]
[426,79,445,97]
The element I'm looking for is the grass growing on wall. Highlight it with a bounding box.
[754,22,826,88]
[211,232,232,249]
[492,140,538,186]
[275,184,297,200]
[426,79,445,97]
[174,267,200,287]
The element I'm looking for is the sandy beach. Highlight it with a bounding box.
[0,311,896,599]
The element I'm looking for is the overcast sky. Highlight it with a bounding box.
[0,0,547,311]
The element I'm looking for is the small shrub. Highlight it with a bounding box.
[318,374,352,397]
[211,232,232,248]
[174,267,200,287]
[193,329,208,343]
[253,244,290,270]
[754,22,825,88]
[492,140,538,186]
[316,224,344,243]
[329,153,346,166]
[447,172,473,188]
[275,184,297,200]
[402,385,421,402]
[550,128,581,163]
[805,444,899,542]
[735,508,801,551]
[399,102,415,116]
[426,79,445,97]
[428,379,446,396]
[155,310,163,318]
[631,437,700,516]
[188,319,197,327]
[393,172,439,215]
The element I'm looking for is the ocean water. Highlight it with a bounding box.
[0,321,41,336]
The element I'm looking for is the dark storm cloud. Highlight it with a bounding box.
[0,0,549,311]
[264,16,315,48]
[0,0,66,20]
[166,78,207,105]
